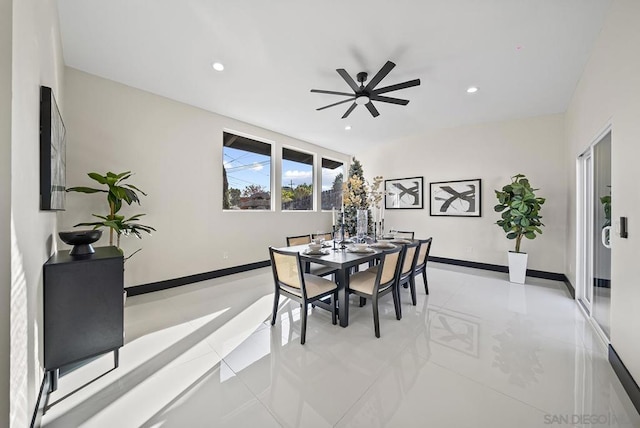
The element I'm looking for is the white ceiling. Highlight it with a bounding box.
[56,0,611,154]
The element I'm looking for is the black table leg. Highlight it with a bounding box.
[337,269,349,327]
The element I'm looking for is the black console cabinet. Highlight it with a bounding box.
[44,246,123,390]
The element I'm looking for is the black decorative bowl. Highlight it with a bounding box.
[59,230,102,256]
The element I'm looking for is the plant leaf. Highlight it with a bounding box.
[88,172,108,184]
[124,184,147,196]
[66,186,106,194]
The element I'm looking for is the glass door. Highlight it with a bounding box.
[577,130,612,340]
[592,133,611,337]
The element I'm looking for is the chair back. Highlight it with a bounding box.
[376,246,404,289]
[395,231,415,239]
[415,238,433,268]
[269,247,305,296]
[401,241,420,276]
[312,232,333,242]
[287,234,311,246]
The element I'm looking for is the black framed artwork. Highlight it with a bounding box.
[430,178,481,217]
[40,86,66,211]
[384,177,424,209]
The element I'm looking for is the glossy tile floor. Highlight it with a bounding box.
[42,264,640,428]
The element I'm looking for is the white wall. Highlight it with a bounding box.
[357,114,567,273]
[10,0,65,425]
[566,0,640,384]
[1,0,12,424]
[62,68,351,287]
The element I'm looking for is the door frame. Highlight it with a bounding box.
[576,149,593,313]
[575,122,612,345]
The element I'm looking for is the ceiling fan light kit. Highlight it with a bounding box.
[311,60,420,119]
[355,95,370,105]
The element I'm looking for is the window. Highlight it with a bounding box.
[321,158,343,210]
[223,132,271,210]
[281,148,313,210]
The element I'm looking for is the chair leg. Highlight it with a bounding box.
[359,296,366,307]
[393,286,402,320]
[300,302,308,345]
[331,292,337,325]
[409,276,417,306]
[423,269,429,294]
[372,295,380,338]
[271,291,280,325]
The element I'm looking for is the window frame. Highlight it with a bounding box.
[222,130,275,212]
[281,145,315,212]
[320,157,344,212]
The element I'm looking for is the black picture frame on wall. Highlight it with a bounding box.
[384,177,424,209]
[430,178,481,217]
[40,86,66,211]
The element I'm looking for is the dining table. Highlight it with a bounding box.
[280,243,384,327]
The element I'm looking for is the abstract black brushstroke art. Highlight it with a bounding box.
[385,177,424,209]
[40,86,66,210]
[430,179,481,217]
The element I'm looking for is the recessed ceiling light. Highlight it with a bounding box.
[345,125,352,131]
[212,62,224,72]
[466,86,479,94]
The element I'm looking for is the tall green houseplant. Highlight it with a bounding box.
[67,171,155,258]
[494,174,545,253]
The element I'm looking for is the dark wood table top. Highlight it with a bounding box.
[280,243,383,269]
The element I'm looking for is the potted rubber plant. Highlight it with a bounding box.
[67,171,155,261]
[494,174,545,283]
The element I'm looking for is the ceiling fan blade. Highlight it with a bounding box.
[336,69,361,92]
[369,94,410,105]
[317,97,356,111]
[311,89,355,97]
[365,102,380,118]
[341,102,357,119]
[365,61,395,91]
[373,79,421,95]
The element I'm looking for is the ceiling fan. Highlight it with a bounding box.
[311,60,420,119]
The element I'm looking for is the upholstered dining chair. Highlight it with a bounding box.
[394,231,415,239]
[285,235,337,278]
[269,247,338,344]
[286,234,312,246]
[348,246,404,338]
[413,238,433,294]
[312,231,333,242]
[397,240,420,306]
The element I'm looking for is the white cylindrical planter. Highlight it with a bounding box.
[508,252,528,284]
